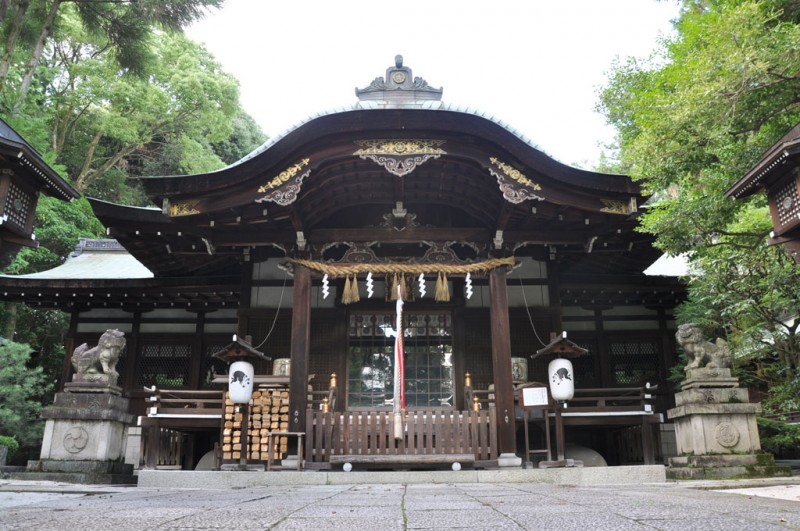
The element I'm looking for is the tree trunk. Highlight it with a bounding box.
[0,0,31,94]
[10,0,60,116]
[74,129,103,192]
[3,302,18,340]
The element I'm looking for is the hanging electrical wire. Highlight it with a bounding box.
[255,271,288,350]
[518,269,547,348]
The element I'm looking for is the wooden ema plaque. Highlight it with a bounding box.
[222,388,290,462]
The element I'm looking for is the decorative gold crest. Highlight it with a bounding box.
[354,139,446,177]
[489,158,541,190]
[487,157,545,204]
[600,197,638,215]
[169,200,201,217]
[258,159,311,193]
[354,139,446,156]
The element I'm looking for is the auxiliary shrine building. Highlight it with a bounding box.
[1,59,685,470]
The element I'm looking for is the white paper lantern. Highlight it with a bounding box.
[548,358,574,402]
[229,360,254,404]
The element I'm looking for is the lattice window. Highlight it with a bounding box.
[4,181,32,230]
[200,337,232,388]
[608,338,660,385]
[347,312,454,409]
[570,339,598,386]
[137,342,192,387]
[772,179,800,230]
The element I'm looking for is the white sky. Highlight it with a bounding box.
[187,0,679,168]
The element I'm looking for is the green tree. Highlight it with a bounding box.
[0,339,52,447]
[40,12,239,193]
[211,110,268,165]
[0,0,224,114]
[598,0,800,404]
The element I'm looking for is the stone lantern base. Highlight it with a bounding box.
[666,369,791,480]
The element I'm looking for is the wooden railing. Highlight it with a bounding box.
[306,409,497,467]
[567,385,658,414]
[560,385,662,465]
[139,427,183,468]
[143,388,225,419]
[138,387,225,469]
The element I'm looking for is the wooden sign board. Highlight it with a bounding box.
[517,382,551,410]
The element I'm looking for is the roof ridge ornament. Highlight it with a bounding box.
[355,55,443,103]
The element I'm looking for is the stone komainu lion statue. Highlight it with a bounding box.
[71,329,126,383]
[675,323,731,371]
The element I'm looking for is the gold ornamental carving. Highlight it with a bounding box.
[354,139,446,177]
[257,159,311,193]
[600,197,638,215]
[489,158,541,190]
[488,157,544,204]
[169,200,201,217]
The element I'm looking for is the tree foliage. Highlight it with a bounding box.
[598,0,800,406]
[0,0,266,412]
[0,339,52,447]
[0,0,224,113]
[46,16,240,192]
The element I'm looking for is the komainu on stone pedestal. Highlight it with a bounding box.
[27,329,136,484]
[68,329,125,391]
[667,323,790,480]
[676,323,731,371]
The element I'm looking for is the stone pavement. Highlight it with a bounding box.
[1,478,800,530]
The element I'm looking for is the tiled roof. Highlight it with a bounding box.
[1,239,152,280]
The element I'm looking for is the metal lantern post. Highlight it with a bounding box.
[212,335,270,471]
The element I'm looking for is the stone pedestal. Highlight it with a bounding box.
[497,452,523,467]
[666,368,790,480]
[26,389,137,484]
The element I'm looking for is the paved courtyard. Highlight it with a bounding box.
[1,480,799,530]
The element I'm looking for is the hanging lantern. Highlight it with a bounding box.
[548,358,574,402]
[212,335,269,405]
[229,360,255,404]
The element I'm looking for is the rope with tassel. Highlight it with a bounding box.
[288,256,516,304]
[288,256,515,276]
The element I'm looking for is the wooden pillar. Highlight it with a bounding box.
[124,312,141,393]
[288,265,311,435]
[489,267,516,457]
[143,422,159,469]
[596,308,612,387]
[237,261,253,337]
[61,310,79,391]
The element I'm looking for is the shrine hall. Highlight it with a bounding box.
[0,57,685,471]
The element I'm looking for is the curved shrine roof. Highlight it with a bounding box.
[88,58,658,280]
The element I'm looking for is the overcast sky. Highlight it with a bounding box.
[187,1,680,168]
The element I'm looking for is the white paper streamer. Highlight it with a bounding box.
[418,273,426,298]
[465,272,473,299]
[366,271,374,298]
[322,274,330,299]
